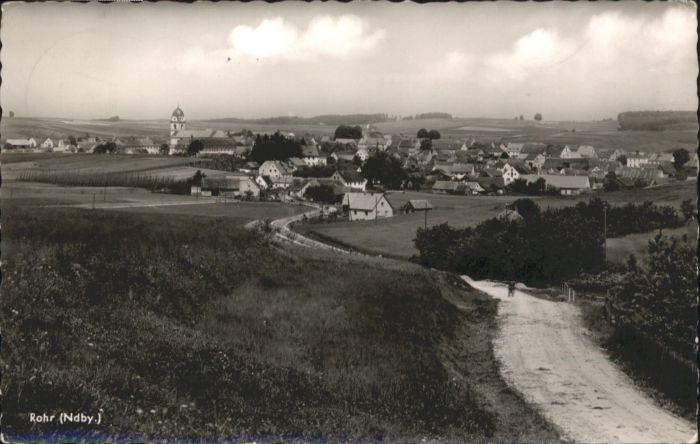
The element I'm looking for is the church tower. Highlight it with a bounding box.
[170,105,186,136]
[170,105,186,150]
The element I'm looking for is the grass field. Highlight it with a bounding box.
[1,206,558,441]
[115,201,310,225]
[606,224,696,264]
[297,183,696,259]
[1,153,200,180]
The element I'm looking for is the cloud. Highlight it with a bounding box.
[227,15,384,60]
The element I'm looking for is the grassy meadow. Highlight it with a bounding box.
[296,183,696,259]
[1,204,558,442]
[605,223,697,264]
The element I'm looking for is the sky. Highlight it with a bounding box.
[1,1,697,121]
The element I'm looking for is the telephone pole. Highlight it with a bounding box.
[603,204,607,262]
[424,201,428,229]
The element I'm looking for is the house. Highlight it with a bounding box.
[501,142,524,158]
[500,163,520,185]
[464,181,485,194]
[125,137,160,154]
[41,138,54,149]
[342,192,394,221]
[402,199,433,213]
[258,160,295,180]
[648,152,674,165]
[332,170,367,191]
[202,175,261,198]
[560,145,581,159]
[519,174,591,195]
[358,137,389,151]
[288,157,307,169]
[57,139,74,151]
[239,161,259,174]
[626,152,650,168]
[576,145,597,158]
[331,152,357,163]
[432,180,464,194]
[5,138,37,149]
[608,149,627,161]
[334,138,359,146]
[475,176,506,193]
[525,153,546,170]
[197,138,239,156]
[301,144,327,167]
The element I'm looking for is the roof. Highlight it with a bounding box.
[406,199,433,210]
[172,106,184,118]
[432,181,462,191]
[6,139,34,145]
[172,129,216,139]
[520,174,590,189]
[342,192,391,211]
[301,144,321,157]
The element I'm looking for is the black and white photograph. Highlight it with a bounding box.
[1,1,698,443]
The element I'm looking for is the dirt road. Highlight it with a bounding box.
[462,276,696,444]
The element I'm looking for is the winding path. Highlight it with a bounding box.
[462,277,696,444]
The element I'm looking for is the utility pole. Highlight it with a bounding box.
[424,201,428,230]
[375,194,378,224]
[603,204,607,262]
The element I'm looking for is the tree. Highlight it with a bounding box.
[361,151,408,190]
[511,199,540,221]
[680,199,695,222]
[428,129,441,140]
[618,155,627,166]
[192,170,205,186]
[187,140,203,157]
[104,142,117,154]
[68,135,77,146]
[420,138,432,151]
[249,131,302,163]
[417,128,428,139]
[603,173,621,192]
[519,115,524,120]
[159,144,170,155]
[534,113,542,121]
[672,148,690,170]
[334,125,362,140]
[9,111,14,118]
[304,184,340,204]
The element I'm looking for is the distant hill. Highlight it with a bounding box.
[617,111,697,131]
[210,114,390,126]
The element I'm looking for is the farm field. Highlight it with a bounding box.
[1,153,200,180]
[297,183,696,259]
[1,181,308,227]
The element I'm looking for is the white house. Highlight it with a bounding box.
[342,192,394,221]
[41,138,54,149]
[301,144,327,167]
[520,174,591,196]
[258,160,295,180]
[500,142,524,158]
[500,163,521,185]
[5,138,37,149]
[560,145,581,159]
[57,139,73,151]
[626,153,650,168]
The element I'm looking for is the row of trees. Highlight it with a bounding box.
[416,129,441,139]
[411,197,691,284]
[412,199,606,284]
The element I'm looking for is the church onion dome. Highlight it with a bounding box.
[171,106,184,118]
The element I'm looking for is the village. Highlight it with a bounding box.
[3,105,698,223]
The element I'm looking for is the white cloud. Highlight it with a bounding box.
[227,15,384,61]
[228,18,298,59]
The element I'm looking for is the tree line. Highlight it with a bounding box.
[411,198,689,285]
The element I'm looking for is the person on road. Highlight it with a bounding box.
[507,281,516,297]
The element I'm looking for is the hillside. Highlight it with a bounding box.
[1,205,557,442]
[617,111,697,131]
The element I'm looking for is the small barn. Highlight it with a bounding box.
[402,199,433,214]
